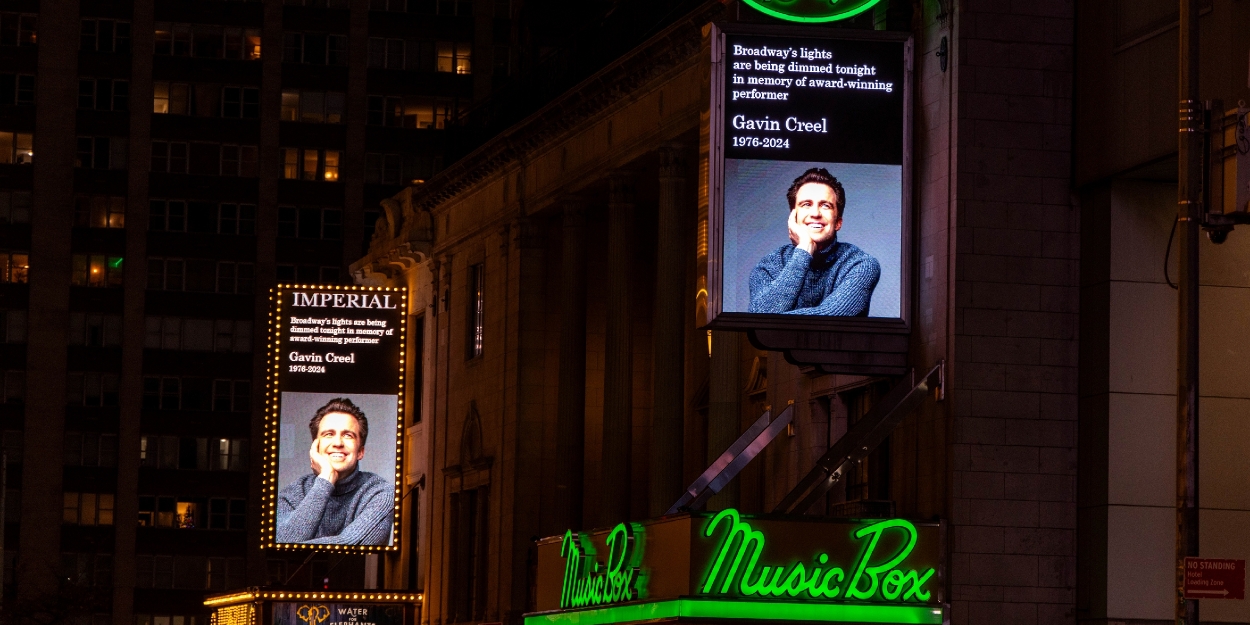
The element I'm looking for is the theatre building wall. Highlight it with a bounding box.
[355,1,1085,624]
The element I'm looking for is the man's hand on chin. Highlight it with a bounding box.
[309,440,340,485]
[788,210,817,255]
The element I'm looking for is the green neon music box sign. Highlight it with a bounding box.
[535,508,943,625]
[740,0,883,23]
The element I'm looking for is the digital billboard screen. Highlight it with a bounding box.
[707,25,912,331]
[262,284,408,552]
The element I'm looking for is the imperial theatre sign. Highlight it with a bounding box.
[530,510,944,625]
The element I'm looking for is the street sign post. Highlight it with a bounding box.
[1184,558,1245,600]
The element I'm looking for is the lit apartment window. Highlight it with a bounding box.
[73,196,125,228]
[152,82,189,114]
[71,255,124,287]
[0,251,28,283]
[281,148,341,181]
[80,19,130,53]
[0,132,33,164]
[281,90,345,123]
[0,74,35,105]
[155,23,260,59]
[467,263,484,358]
[0,13,37,46]
[63,492,115,525]
[436,41,471,74]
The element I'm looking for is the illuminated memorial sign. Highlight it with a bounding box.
[705,24,912,334]
[531,510,944,625]
[262,284,409,552]
[740,0,883,23]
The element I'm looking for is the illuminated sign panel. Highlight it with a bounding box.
[741,0,883,23]
[706,24,912,333]
[272,602,406,625]
[262,284,408,552]
[532,510,943,625]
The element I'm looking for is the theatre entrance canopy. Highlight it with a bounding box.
[526,511,945,625]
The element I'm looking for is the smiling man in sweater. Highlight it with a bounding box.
[748,167,880,317]
[277,397,393,546]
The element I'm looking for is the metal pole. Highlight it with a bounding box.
[1177,0,1201,623]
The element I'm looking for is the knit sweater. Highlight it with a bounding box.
[748,238,881,317]
[276,469,393,545]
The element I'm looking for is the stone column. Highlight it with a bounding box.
[601,173,634,526]
[707,330,741,510]
[555,198,587,532]
[650,148,686,516]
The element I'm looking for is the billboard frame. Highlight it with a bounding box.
[261,283,409,553]
[705,22,915,335]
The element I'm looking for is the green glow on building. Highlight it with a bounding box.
[739,0,883,24]
[524,598,944,625]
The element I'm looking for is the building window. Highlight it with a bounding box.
[840,382,891,503]
[0,74,35,105]
[66,372,120,407]
[138,436,249,472]
[277,206,342,239]
[216,262,255,294]
[276,264,341,284]
[64,493,116,526]
[64,432,119,467]
[152,82,189,114]
[221,86,259,118]
[218,203,256,235]
[366,153,436,184]
[220,145,258,176]
[467,263,484,359]
[436,41,471,74]
[81,19,130,53]
[73,195,125,228]
[447,487,488,622]
[149,200,187,231]
[1,371,24,404]
[147,258,185,291]
[75,136,127,170]
[366,95,453,128]
[155,23,259,60]
[1,309,27,343]
[212,380,251,412]
[367,38,407,69]
[0,251,29,283]
[281,90,345,123]
[0,191,31,224]
[141,378,181,410]
[283,32,347,65]
[143,317,253,352]
[71,255,124,287]
[280,148,341,182]
[0,131,33,164]
[0,13,37,46]
[67,313,122,347]
[150,142,189,173]
[207,498,247,529]
[78,78,128,111]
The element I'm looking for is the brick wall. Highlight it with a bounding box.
[950,2,1078,624]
